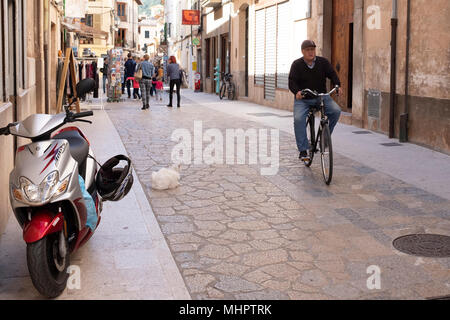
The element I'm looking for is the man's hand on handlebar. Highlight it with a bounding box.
[335,85,340,97]
[295,91,304,100]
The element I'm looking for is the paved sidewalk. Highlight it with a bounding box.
[0,107,190,300]
[105,90,450,300]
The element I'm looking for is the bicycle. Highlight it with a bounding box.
[219,72,235,100]
[302,86,339,185]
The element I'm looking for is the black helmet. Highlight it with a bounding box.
[96,155,133,201]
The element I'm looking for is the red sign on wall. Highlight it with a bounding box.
[182,10,200,25]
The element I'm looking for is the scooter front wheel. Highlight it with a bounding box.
[26,232,70,298]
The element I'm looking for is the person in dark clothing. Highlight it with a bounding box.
[101,58,109,94]
[123,53,136,98]
[151,69,157,98]
[288,40,341,162]
[166,56,181,108]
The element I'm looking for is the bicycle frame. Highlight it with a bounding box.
[307,88,336,153]
[219,72,235,100]
[303,86,338,184]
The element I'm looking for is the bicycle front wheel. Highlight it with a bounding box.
[219,83,226,99]
[320,124,333,185]
[304,114,315,167]
[228,82,235,100]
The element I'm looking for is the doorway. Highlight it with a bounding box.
[331,0,354,111]
[220,33,229,74]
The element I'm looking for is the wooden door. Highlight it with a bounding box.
[220,34,229,73]
[331,0,354,110]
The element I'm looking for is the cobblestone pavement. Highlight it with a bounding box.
[106,95,450,300]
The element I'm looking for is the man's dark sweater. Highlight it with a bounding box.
[288,56,340,97]
[124,58,136,78]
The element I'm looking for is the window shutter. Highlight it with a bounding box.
[254,9,265,86]
[264,5,276,100]
[93,14,101,31]
[277,2,290,89]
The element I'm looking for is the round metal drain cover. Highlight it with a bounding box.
[393,234,450,257]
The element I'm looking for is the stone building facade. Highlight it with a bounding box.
[197,0,449,153]
[0,0,63,235]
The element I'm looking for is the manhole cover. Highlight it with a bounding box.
[392,234,450,257]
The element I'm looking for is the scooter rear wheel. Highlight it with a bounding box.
[26,232,70,298]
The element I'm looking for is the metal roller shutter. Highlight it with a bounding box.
[264,5,276,100]
[277,2,290,89]
[255,9,265,86]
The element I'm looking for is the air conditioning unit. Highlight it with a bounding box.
[201,0,222,8]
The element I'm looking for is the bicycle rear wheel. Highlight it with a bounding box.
[228,82,235,100]
[320,124,333,184]
[304,114,315,167]
[219,83,226,100]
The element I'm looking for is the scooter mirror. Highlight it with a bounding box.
[76,78,96,97]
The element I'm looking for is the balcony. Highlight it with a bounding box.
[201,0,222,8]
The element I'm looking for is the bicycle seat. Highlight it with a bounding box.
[53,130,89,164]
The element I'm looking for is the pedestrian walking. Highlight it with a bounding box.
[123,53,136,98]
[101,57,108,94]
[154,76,163,101]
[137,54,154,110]
[158,65,164,81]
[150,63,157,98]
[127,76,141,100]
[166,56,181,108]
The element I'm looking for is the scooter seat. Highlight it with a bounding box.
[53,130,89,164]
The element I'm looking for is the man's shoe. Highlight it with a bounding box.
[177,105,181,108]
[299,150,310,161]
[146,105,150,109]
[167,104,173,107]
[141,106,146,110]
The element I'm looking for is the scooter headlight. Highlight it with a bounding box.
[40,171,59,202]
[19,171,59,203]
[20,177,40,202]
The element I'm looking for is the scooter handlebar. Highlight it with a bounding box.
[0,123,12,135]
[73,111,94,119]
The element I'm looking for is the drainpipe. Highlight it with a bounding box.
[389,0,398,139]
[399,0,411,142]
[44,0,50,114]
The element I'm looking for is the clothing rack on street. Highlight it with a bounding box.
[56,47,80,113]
[75,56,103,110]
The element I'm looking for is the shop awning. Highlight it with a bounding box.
[62,18,108,39]
[61,21,82,33]
[79,24,109,39]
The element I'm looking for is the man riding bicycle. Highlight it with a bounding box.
[288,40,341,162]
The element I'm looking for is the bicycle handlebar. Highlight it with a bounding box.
[301,85,339,97]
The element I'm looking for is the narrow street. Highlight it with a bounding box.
[1,0,449,306]
[87,90,448,300]
[1,89,449,300]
